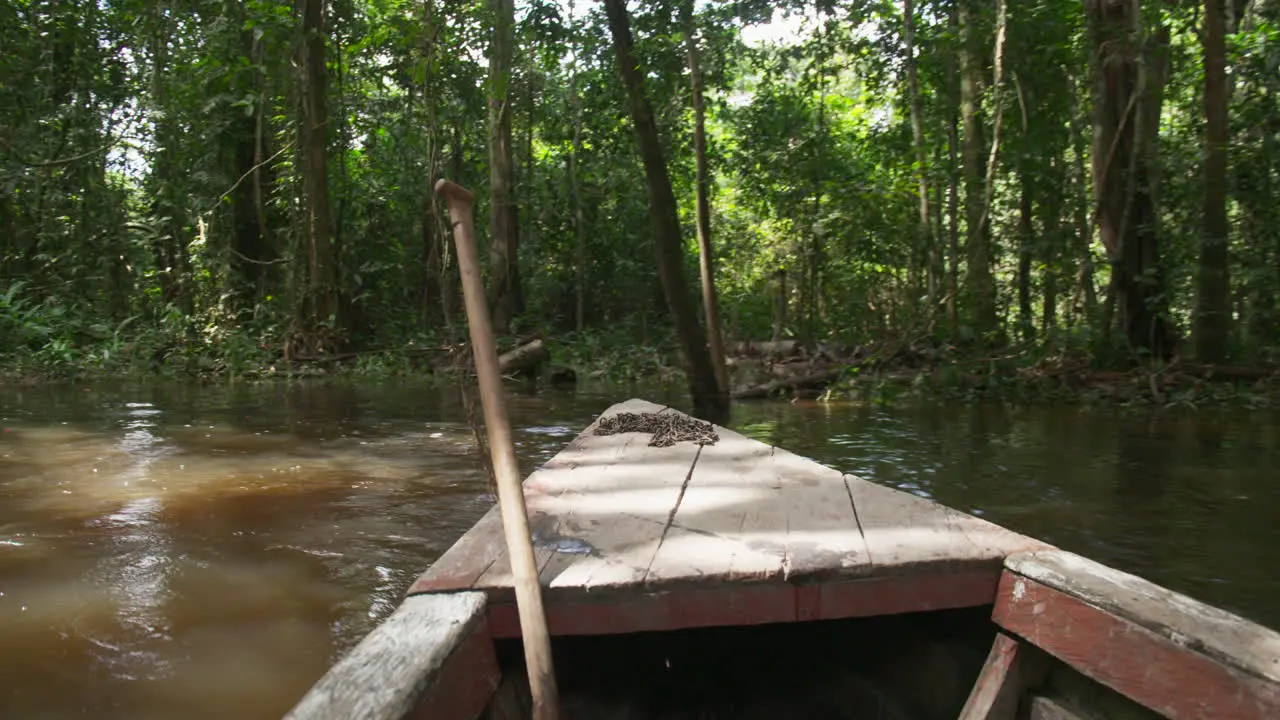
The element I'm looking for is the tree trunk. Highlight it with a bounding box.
[773,268,788,344]
[958,0,996,338]
[148,8,191,314]
[569,0,586,333]
[228,5,266,307]
[487,0,519,334]
[420,0,438,324]
[1243,88,1277,343]
[1042,156,1063,332]
[301,0,337,341]
[1017,167,1034,342]
[903,0,935,324]
[252,28,273,296]
[1195,0,1231,361]
[1068,73,1098,325]
[1086,0,1172,359]
[603,0,728,424]
[680,1,729,396]
[946,0,960,332]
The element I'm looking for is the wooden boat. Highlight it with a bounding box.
[285,399,1280,720]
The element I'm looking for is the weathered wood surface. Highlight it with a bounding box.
[284,591,497,720]
[645,430,869,584]
[409,398,1045,635]
[848,475,1050,574]
[958,633,1049,720]
[994,552,1280,720]
[1006,550,1280,686]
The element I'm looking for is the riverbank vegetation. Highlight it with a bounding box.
[3,0,1279,409]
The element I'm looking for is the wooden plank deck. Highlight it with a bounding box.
[408,398,1048,637]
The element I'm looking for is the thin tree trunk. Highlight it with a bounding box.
[602,0,727,424]
[903,0,935,324]
[301,0,336,342]
[680,1,729,395]
[959,0,996,337]
[1017,168,1035,342]
[773,269,788,343]
[1042,156,1063,332]
[251,22,271,297]
[488,0,518,334]
[1243,88,1277,342]
[568,0,586,333]
[1195,0,1231,361]
[977,0,1009,241]
[149,7,189,313]
[946,0,960,332]
[1068,72,1098,324]
[443,120,465,327]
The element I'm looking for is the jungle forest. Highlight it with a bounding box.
[3,0,1280,413]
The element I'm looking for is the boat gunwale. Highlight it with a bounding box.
[990,551,1280,720]
[286,398,1280,720]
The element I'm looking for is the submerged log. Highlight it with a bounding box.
[498,339,549,375]
[732,367,843,399]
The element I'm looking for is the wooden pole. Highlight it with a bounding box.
[434,178,560,720]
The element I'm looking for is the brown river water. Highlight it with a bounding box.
[0,380,1277,719]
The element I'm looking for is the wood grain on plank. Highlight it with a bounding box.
[409,508,507,594]
[284,591,496,720]
[845,475,1047,575]
[409,398,679,597]
[993,570,1280,720]
[959,633,1049,720]
[772,446,868,580]
[644,410,873,586]
[644,422,869,586]
[643,432,783,584]
[411,611,503,720]
[958,633,1023,720]
[1006,550,1280,686]
[473,398,702,593]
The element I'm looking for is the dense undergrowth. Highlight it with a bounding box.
[3,298,1273,413]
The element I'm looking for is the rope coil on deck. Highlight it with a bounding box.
[592,412,719,447]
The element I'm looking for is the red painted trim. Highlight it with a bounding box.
[958,633,1023,720]
[483,568,1004,638]
[409,614,502,720]
[813,567,1003,619]
[992,571,1280,720]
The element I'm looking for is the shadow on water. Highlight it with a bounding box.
[0,381,1277,719]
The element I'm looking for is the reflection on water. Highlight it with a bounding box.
[0,382,1277,719]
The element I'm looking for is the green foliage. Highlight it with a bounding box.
[1,0,1279,398]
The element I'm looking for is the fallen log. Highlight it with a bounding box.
[732,367,844,400]
[727,339,800,358]
[498,339,549,376]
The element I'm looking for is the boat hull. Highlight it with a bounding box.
[284,399,1280,720]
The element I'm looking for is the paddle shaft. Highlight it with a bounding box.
[435,178,560,720]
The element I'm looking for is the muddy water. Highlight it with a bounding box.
[0,381,1276,719]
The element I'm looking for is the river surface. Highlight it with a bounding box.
[0,380,1277,719]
